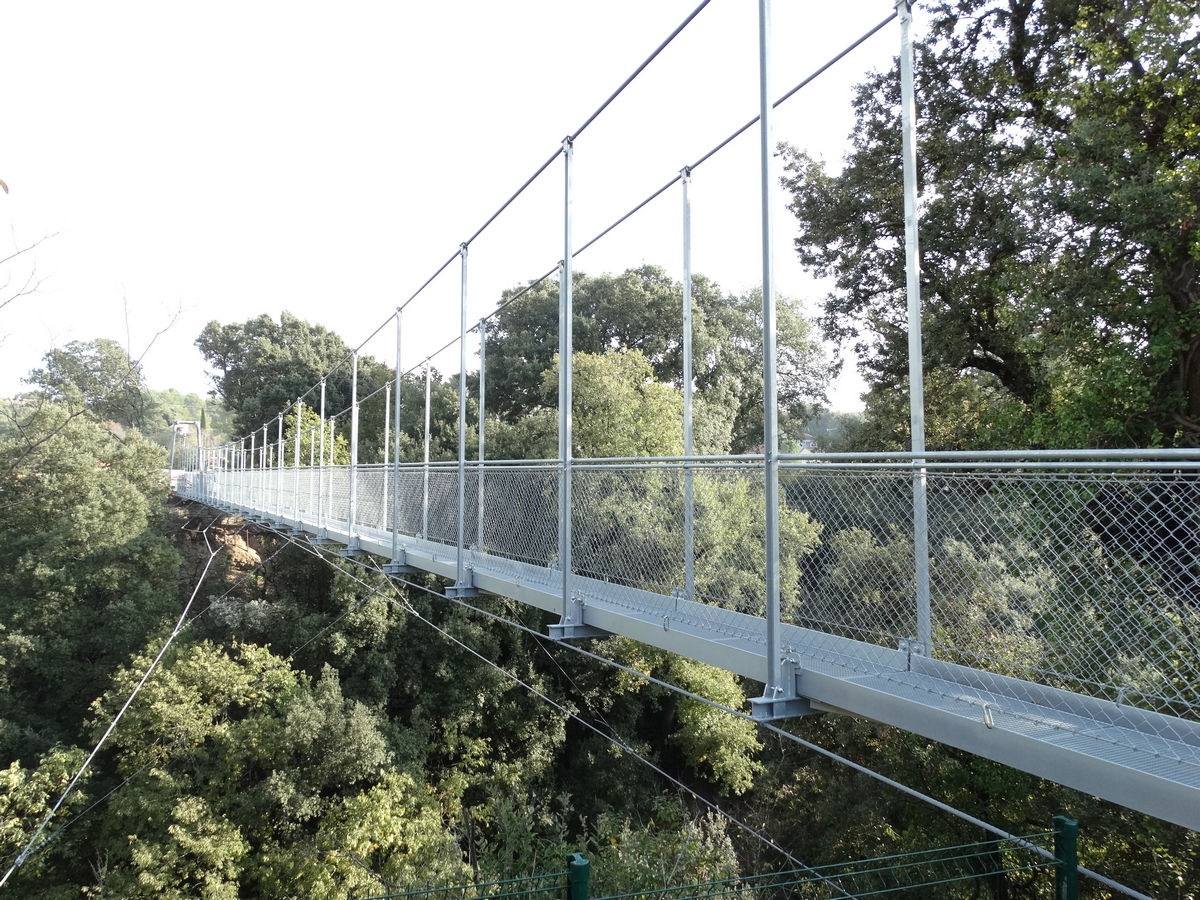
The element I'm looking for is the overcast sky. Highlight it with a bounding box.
[1,1,910,413]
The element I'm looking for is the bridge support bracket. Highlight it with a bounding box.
[383,550,418,575]
[549,595,612,640]
[898,638,927,671]
[445,566,480,598]
[312,528,337,546]
[748,656,821,721]
[339,536,365,558]
[550,621,610,640]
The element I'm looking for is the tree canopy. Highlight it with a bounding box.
[783,0,1200,449]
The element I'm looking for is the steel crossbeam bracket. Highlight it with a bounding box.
[382,549,418,575]
[549,593,612,640]
[749,654,820,721]
[445,561,480,599]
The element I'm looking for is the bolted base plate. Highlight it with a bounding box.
[748,694,820,722]
[549,622,611,640]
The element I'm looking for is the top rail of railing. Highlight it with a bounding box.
[210,448,1200,473]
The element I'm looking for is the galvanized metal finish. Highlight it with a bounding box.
[185,450,1200,829]
[383,381,391,533]
[478,318,487,553]
[559,137,575,624]
[757,0,782,703]
[318,380,326,534]
[327,415,335,520]
[173,0,1200,837]
[392,312,403,562]
[457,243,469,590]
[422,362,432,540]
[682,167,695,607]
[275,413,284,521]
[294,399,302,518]
[349,354,360,540]
[897,0,932,654]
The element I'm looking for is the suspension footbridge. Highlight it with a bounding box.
[173,0,1200,836]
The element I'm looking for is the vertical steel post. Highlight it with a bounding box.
[326,415,336,520]
[349,353,360,541]
[274,413,282,520]
[898,0,931,654]
[383,380,391,537]
[309,426,315,517]
[261,424,267,505]
[422,361,431,540]
[682,166,695,606]
[477,318,486,555]
[250,431,257,511]
[758,0,782,698]
[169,423,178,474]
[318,380,327,535]
[559,136,574,623]
[294,399,302,523]
[391,311,403,562]
[456,242,469,589]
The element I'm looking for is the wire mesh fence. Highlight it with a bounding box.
[783,458,1200,722]
[189,452,1200,730]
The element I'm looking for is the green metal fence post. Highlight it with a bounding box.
[1053,815,1078,900]
[566,852,590,900]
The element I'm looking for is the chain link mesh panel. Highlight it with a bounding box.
[784,460,1200,721]
[189,455,1200,728]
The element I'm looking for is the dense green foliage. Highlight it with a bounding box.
[784,0,1200,450]
[485,267,833,454]
[5,2,1200,891]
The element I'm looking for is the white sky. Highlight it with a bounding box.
[0,1,908,413]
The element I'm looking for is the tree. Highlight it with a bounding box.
[196,312,392,440]
[0,403,178,762]
[26,338,149,430]
[781,0,1200,448]
[485,267,834,453]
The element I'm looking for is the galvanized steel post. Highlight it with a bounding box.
[294,399,302,523]
[275,414,284,521]
[477,318,486,555]
[308,427,315,516]
[391,311,403,563]
[383,380,391,536]
[898,0,931,654]
[349,353,360,542]
[328,416,336,471]
[250,431,256,511]
[559,136,574,624]
[682,165,695,607]
[318,379,327,536]
[422,361,431,540]
[759,0,782,698]
[456,242,469,590]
